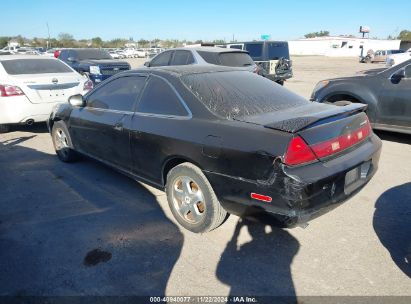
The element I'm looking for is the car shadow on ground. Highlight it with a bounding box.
[0,138,184,296]
[374,130,411,145]
[373,182,411,278]
[7,122,49,134]
[216,218,299,301]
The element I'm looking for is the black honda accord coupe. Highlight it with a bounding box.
[48,66,382,233]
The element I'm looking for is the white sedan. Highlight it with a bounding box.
[0,55,93,133]
[386,48,411,67]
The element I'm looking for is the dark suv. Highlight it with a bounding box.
[59,49,130,84]
[224,41,293,85]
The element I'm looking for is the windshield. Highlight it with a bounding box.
[1,59,73,75]
[74,49,112,60]
[182,71,307,119]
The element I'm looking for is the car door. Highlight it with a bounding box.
[129,75,191,184]
[377,64,411,128]
[69,75,147,170]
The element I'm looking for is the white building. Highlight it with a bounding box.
[288,36,401,57]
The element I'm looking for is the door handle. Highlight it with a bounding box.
[114,123,123,131]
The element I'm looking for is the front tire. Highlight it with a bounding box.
[0,124,10,133]
[52,121,78,162]
[166,162,228,233]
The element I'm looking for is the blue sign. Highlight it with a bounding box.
[261,34,270,40]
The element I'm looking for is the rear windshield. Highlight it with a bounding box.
[182,71,307,119]
[74,49,112,60]
[1,59,73,75]
[198,51,254,67]
[267,42,290,60]
[219,53,254,67]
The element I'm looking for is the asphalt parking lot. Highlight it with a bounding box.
[0,56,410,298]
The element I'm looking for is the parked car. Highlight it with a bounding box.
[386,48,411,67]
[48,66,381,233]
[58,48,130,84]
[109,51,120,59]
[144,47,262,75]
[311,59,411,134]
[42,48,61,58]
[371,49,405,63]
[0,55,93,133]
[223,41,293,85]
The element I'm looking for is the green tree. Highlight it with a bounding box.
[0,36,10,48]
[398,30,411,40]
[304,30,330,38]
[91,37,103,48]
[58,32,75,47]
[138,39,149,47]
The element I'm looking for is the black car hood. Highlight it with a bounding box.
[234,102,367,133]
[79,59,129,66]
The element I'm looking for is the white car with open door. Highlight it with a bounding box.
[0,55,93,133]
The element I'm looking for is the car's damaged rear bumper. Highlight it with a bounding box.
[204,134,382,228]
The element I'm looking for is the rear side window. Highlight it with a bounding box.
[87,76,146,111]
[182,71,307,119]
[197,51,219,65]
[1,59,73,75]
[150,51,172,67]
[137,76,188,116]
[171,51,195,65]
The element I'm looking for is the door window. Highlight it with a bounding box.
[171,51,195,65]
[87,76,146,111]
[137,76,189,116]
[150,51,172,67]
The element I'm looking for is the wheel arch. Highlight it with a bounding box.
[321,90,378,122]
[161,156,203,187]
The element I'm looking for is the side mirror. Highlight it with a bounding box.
[68,94,85,107]
[404,65,411,79]
[67,57,76,62]
[144,61,150,67]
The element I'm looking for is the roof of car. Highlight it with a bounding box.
[131,65,246,77]
[172,46,248,53]
[0,55,58,61]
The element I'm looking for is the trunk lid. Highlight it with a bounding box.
[9,73,85,104]
[234,102,367,133]
[236,102,371,161]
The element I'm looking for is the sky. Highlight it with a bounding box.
[2,0,410,41]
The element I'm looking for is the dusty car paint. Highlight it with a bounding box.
[49,66,382,227]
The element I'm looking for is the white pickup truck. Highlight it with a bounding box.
[386,48,411,67]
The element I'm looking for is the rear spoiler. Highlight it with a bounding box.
[235,102,367,133]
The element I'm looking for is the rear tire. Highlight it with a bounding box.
[52,121,78,162]
[0,124,10,133]
[166,162,228,233]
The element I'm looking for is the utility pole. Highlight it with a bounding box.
[46,22,50,49]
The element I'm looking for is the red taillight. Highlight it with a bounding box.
[0,84,25,97]
[54,50,61,58]
[311,120,371,158]
[83,79,94,91]
[284,119,372,166]
[284,136,317,166]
